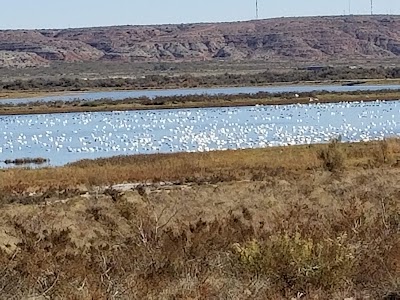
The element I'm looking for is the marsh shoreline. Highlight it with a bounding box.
[0,88,399,116]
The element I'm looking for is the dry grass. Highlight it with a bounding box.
[1,139,399,195]
[0,140,399,298]
[0,166,399,298]
[0,145,317,195]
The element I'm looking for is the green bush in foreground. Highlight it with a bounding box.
[234,232,357,291]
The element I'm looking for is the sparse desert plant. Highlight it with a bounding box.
[318,138,345,172]
[371,138,400,166]
[104,186,124,202]
[234,232,357,292]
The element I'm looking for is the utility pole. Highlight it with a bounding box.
[256,0,259,19]
[370,0,373,15]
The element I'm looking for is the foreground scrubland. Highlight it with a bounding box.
[0,140,400,299]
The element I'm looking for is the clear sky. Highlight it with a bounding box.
[1,0,400,29]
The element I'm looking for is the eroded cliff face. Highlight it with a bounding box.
[1,15,400,68]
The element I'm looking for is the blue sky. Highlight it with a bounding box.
[1,0,400,29]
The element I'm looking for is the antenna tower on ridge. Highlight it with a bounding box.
[370,0,373,15]
[256,0,259,19]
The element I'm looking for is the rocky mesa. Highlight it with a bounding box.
[1,15,400,68]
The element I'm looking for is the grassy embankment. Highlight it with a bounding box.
[1,65,400,100]
[1,139,399,194]
[0,89,399,115]
[2,78,400,101]
[0,140,399,298]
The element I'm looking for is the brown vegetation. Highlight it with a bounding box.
[0,140,399,298]
[317,138,345,172]
[1,139,400,198]
[1,89,400,116]
[1,66,400,93]
[3,157,49,165]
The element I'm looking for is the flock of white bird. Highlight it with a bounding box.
[0,100,399,166]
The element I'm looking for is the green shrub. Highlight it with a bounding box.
[233,232,357,291]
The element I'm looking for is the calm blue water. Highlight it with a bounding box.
[0,100,399,167]
[2,84,400,104]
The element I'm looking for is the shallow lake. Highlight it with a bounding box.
[0,100,399,167]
